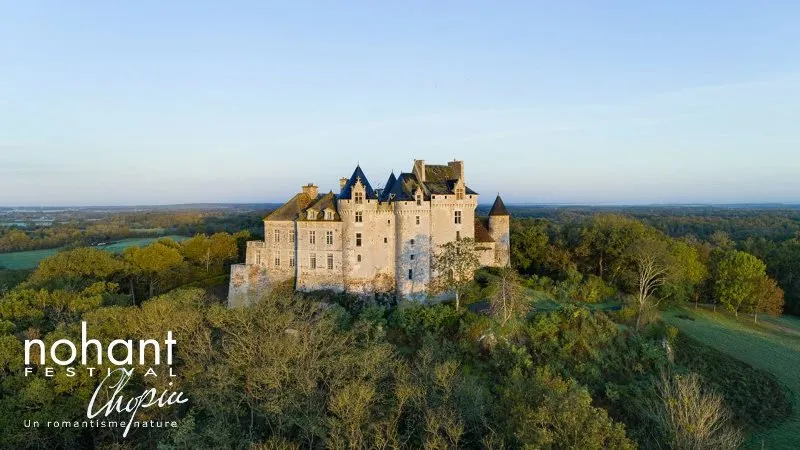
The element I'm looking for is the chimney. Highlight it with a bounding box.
[339,177,348,191]
[448,160,464,180]
[413,159,426,182]
[302,183,318,198]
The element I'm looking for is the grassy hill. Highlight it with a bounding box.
[664,307,800,449]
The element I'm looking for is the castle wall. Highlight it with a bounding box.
[263,220,297,282]
[338,197,396,294]
[295,220,344,292]
[228,263,270,308]
[394,199,431,298]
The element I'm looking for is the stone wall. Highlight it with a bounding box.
[296,220,345,292]
[228,263,270,308]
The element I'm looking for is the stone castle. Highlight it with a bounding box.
[228,159,510,306]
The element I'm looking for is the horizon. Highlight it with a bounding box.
[3,2,800,205]
[3,200,800,210]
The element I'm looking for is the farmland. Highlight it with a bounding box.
[0,235,188,269]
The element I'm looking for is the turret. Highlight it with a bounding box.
[488,194,510,266]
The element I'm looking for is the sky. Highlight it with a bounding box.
[1,1,800,206]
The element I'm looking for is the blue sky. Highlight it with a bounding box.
[1,1,799,206]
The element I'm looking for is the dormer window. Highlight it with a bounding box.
[325,210,333,220]
[307,210,316,220]
[415,194,422,206]
[455,188,465,200]
[354,192,363,204]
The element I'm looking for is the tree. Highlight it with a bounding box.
[124,242,185,298]
[30,247,125,290]
[627,237,674,329]
[429,238,480,311]
[714,250,767,318]
[182,234,213,272]
[577,214,646,283]
[488,267,528,327]
[503,368,635,449]
[209,232,238,269]
[650,371,743,450]
[664,239,708,307]
[752,277,784,323]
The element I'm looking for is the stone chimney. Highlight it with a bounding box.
[448,160,464,180]
[302,183,318,198]
[413,159,426,182]
[339,177,348,191]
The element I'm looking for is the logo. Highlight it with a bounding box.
[23,321,188,437]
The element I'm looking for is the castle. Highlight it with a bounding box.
[228,159,510,306]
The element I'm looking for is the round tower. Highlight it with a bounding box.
[488,194,510,266]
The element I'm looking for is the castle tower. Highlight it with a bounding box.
[488,194,510,266]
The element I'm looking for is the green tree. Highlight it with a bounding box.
[124,242,185,298]
[29,247,125,290]
[713,250,767,318]
[503,368,635,449]
[182,234,213,271]
[429,238,480,311]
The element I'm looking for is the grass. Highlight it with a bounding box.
[664,306,800,449]
[0,235,188,269]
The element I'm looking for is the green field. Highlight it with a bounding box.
[664,307,800,449]
[0,235,188,269]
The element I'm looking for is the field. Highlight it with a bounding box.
[0,235,188,269]
[664,307,800,448]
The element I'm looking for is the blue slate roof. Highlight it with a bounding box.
[339,165,377,199]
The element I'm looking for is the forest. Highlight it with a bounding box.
[1,205,799,448]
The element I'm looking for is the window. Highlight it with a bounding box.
[415,215,420,225]
[357,254,362,262]
[354,192,363,204]
[356,233,362,247]
[273,229,280,243]
[326,230,333,245]
[456,231,461,240]
[384,237,388,243]
[408,269,413,280]
[325,211,333,220]
[289,230,295,243]
[310,253,317,269]
[307,210,316,220]
[289,256,295,268]
[456,188,465,199]
[327,254,334,270]
[274,251,280,267]
[416,194,422,206]
[454,210,462,224]
[410,254,414,260]
[410,238,415,246]
[355,211,363,222]
[387,219,391,224]
[255,252,261,266]
[309,231,316,244]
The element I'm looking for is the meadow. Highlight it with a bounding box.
[0,235,187,269]
[664,307,800,448]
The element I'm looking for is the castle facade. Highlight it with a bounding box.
[228,159,510,305]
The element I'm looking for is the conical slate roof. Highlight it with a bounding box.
[339,165,376,199]
[489,195,509,216]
